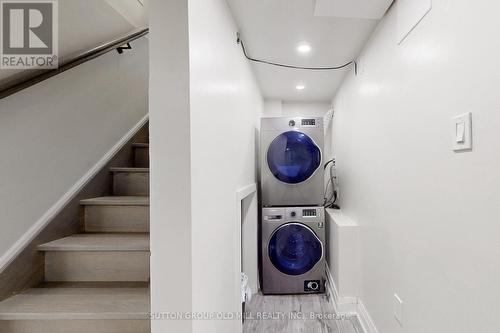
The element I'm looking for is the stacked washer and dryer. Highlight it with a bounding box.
[260,117,326,295]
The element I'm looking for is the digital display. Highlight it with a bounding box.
[302,209,317,217]
[301,119,316,126]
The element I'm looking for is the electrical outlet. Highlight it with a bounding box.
[394,294,403,326]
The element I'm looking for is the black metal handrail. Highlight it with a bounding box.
[0,27,149,100]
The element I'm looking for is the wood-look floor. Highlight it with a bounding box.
[243,294,360,333]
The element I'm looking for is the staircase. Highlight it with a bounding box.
[0,142,151,333]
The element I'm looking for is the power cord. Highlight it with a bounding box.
[323,158,340,209]
[324,159,334,170]
[237,33,357,74]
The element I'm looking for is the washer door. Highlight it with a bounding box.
[267,131,321,184]
[268,223,323,276]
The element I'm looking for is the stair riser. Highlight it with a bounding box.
[0,320,150,333]
[134,147,149,168]
[113,172,149,196]
[44,252,150,282]
[84,206,149,233]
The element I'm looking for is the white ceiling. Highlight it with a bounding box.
[315,0,393,20]
[226,0,392,101]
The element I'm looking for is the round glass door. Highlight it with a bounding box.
[267,131,321,184]
[268,223,323,276]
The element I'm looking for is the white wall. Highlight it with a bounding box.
[106,0,148,27]
[0,0,136,82]
[149,1,192,333]
[0,37,149,265]
[332,1,500,332]
[189,0,262,331]
[149,0,263,332]
[263,99,330,118]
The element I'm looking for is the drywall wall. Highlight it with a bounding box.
[0,0,135,83]
[149,0,263,332]
[0,37,149,265]
[149,1,192,333]
[263,99,330,118]
[332,0,500,332]
[189,0,262,331]
[106,0,148,27]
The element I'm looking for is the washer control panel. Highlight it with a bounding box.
[276,207,324,222]
[302,209,317,217]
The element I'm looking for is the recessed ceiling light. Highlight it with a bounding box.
[296,84,306,91]
[297,44,312,54]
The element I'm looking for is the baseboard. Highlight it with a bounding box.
[325,264,380,333]
[0,114,149,274]
[356,299,380,333]
[325,264,357,314]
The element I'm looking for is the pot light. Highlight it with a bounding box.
[297,43,312,54]
[296,84,306,91]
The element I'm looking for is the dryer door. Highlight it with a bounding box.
[268,223,323,276]
[267,131,321,184]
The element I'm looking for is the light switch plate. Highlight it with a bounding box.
[394,294,403,326]
[452,112,472,151]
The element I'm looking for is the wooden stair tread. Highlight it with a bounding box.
[110,167,149,173]
[0,287,150,320]
[38,234,149,252]
[80,196,149,206]
[132,143,149,148]
[38,282,150,288]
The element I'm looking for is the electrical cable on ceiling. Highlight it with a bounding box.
[237,33,357,74]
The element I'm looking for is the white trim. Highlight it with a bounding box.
[236,183,257,201]
[325,263,380,333]
[356,299,380,333]
[234,183,258,333]
[0,114,149,274]
[323,108,334,135]
[325,264,357,314]
[236,182,258,293]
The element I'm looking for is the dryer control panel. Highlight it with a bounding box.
[261,117,323,131]
[301,119,316,127]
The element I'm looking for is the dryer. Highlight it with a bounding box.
[261,206,326,294]
[260,117,324,206]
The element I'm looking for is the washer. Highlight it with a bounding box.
[260,117,324,206]
[261,206,326,295]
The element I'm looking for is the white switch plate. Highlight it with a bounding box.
[452,112,472,151]
[394,294,403,326]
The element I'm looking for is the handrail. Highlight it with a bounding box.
[0,27,149,100]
